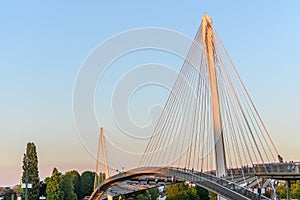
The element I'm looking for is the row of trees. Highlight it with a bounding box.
[8,142,298,200]
[11,168,97,200]
[9,142,99,200]
[45,168,97,200]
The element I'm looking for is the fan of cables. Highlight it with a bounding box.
[139,15,279,175]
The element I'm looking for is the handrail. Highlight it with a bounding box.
[168,168,270,200]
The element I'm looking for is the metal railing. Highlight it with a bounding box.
[168,167,271,200]
[252,162,300,174]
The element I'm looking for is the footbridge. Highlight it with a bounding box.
[90,167,273,200]
[89,13,299,200]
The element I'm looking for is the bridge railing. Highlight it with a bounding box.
[252,162,300,174]
[224,162,300,176]
[168,167,270,200]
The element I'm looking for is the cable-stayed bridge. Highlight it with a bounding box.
[89,14,300,200]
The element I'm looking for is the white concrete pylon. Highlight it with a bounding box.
[201,12,227,183]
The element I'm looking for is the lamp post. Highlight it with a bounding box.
[25,158,31,200]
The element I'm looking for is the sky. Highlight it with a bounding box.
[1,1,300,186]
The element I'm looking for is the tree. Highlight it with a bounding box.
[13,184,24,197]
[166,182,186,199]
[195,185,209,200]
[166,182,199,200]
[209,191,217,200]
[39,181,47,197]
[128,188,158,200]
[46,168,64,200]
[136,193,147,200]
[147,187,159,200]
[277,181,300,199]
[65,170,81,199]
[80,171,96,198]
[22,142,40,200]
[291,180,300,199]
[60,174,77,200]
[44,177,51,185]
[2,188,16,200]
[276,182,286,199]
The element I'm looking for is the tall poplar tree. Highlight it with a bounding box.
[22,142,40,200]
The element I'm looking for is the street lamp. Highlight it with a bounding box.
[24,158,31,200]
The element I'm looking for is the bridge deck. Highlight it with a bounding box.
[90,167,272,200]
[254,172,300,180]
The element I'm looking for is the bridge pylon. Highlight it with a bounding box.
[201,14,227,178]
[94,126,110,190]
[201,13,227,200]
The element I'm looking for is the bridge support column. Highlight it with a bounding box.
[286,180,291,200]
[100,127,110,179]
[201,13,227,200]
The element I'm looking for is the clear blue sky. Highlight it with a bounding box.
[0,1,299,186]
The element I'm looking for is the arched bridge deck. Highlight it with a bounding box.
[89,167,271,200]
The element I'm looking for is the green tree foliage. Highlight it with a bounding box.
[46,168,64,200]
[195,185,209,200]
[65,170,80,199]
[80,171,96,198]
[209,191,217,200]
[129,188,159,200]
[60,174,77,200]
[277,180,300,199]
[147,187,159,200]
[44,177,51,185]
[136,193,147,200]
[291,180,300,199]
[166,182,198,200]
[13,184,23,197]
[1,189,16,200]
[276,182,286,199]
[21,142,40,200]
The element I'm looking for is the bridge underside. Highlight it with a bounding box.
[255,173,300,181]
[93,168,182,199]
